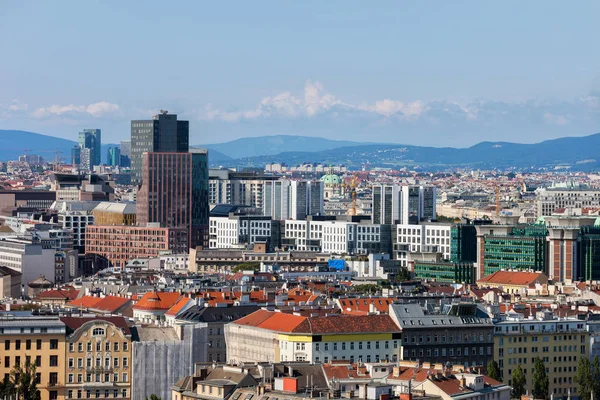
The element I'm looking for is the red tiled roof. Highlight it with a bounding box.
[166,297,193,316]
[338,297,396,314]
[92,296,131,313]
[478,271,547,286]
[322,363,371,380]
[68,296,102,309]
[60,316,132,335]
[133,291,182,311]
[234,310,400,334]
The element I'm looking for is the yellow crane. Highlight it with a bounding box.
[348,174,358,216]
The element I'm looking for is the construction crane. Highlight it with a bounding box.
[495,184,501,216]
[348,174,359,216]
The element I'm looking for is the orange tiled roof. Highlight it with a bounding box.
[133,291,182,311]
[478,270,547,286]
[166,297,193,316]
[37,288,79,301]
[338,297,396,314]
[234,310,400,334]
[68,296,102,309]
[92,296,131,313]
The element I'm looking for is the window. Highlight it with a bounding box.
[122,358,128,368]
[68,374,74,383]
[113,358,119,368]
[105,342,110,352]
[87,343,92,352]
[93,328,105,336]
[50,356,59,367]
[123,342,128,351]
[113,343,119,352]
[27,340,32,350]
[122,373,128,382]
[78,343,83,352]
[69,358,74,368]
[36,356,41,367]
[96,342,101,352]
[4,340,9,350]
[50,339,58,349]
[77,374,83,383]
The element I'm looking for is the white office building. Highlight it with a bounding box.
[0,237,56,285]
[372,184,436,225]
[263,180,323,220]
[209,216,273,249]
[394,223,451,266]
[51,201,99,251]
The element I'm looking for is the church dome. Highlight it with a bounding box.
[320,173,342,186]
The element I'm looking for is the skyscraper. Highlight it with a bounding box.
[136,150,209,248]
[71,145,81,166]
[263,180,323,220]
[120,140,131,167]
[130,111,189,185]
[107,147,121,166]
[372,184,436,224]
[78,129,102,167]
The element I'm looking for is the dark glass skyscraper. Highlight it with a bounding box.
[78,129,102,168]
[130,111,189,185]
[137,150,209,248]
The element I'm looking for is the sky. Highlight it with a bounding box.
[1,1,600,147]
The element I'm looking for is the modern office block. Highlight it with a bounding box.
[130,111,189,185]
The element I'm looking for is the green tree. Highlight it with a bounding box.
[146,395,162,400]
[574,357,593,400]
[232,262,261,272]
[9,362,40,400]
[511,365,526,399]
[592,356,600,400]
[532,357,549,400]
[486,360,501,382]
[0,375,15,399]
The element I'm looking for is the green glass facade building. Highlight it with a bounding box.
[483,225,548,276]
[413,260,476,284]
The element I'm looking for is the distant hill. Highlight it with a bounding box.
[197,135,373,159]
[4,130,600,171]
[0,130,77,163]
[227,133,600,170]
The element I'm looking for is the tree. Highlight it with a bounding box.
[0,375,15,400]
[9,362,40,400]
[574,357,593,400]
[232,262,260,273]
[592,356,600,400]
[486,360,501,382]
[532,357,549,400]
[511,365,526,399]
[146,395,162,400]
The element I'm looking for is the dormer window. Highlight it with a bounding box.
[92,328,105,336]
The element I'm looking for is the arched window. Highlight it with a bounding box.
[92,328,105,336]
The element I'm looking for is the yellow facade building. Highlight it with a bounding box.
[92,203,136,226]
[494,315,588,398]
[0,316,67,400]
[60,317,133,400]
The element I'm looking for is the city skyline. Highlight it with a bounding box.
[1,1,600,146]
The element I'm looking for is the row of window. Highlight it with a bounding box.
[4,355,58,368]
[67,389,128,399]
[69,341,129,353]
[67,356,129,368]
[4,339,57,350]
[404,346,491,358]
[67,372,128,383]
[404,333,491,344]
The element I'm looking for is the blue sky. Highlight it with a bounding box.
[1,1,600,147]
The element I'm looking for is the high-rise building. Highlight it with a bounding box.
[120,140,131,167]
[78,129,102,167]
[107,146,121,166]
[130,111,189,185]
[79,148,92,172]
[208,169,278,207]
[263,180,323,220]
[136,151,209,248]
[372,184,436,225]
[71,145,80,166]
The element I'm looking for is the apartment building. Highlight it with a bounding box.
[0,316,67,400]
[51,201,99,252]
[225,310,402,364]
[0,236,56,285]
[536,184,600,216]
[389,303,494,368]
[493,313,589,398]
[60,317,132,400]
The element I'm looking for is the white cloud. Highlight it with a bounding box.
[31,101,120,119]
[8,99,28,112]
[543,112,569,126]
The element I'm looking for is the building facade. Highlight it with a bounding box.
[85,225,188,269]
[263,180,324,221]
[78,129,102,169]
[130,111,189,185]
[0,316,67,400]
[60,317,132,400]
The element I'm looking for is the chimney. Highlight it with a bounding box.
[460,375,466,388]
[369,303,375,314]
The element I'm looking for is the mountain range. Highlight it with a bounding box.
[2,130,600,170]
